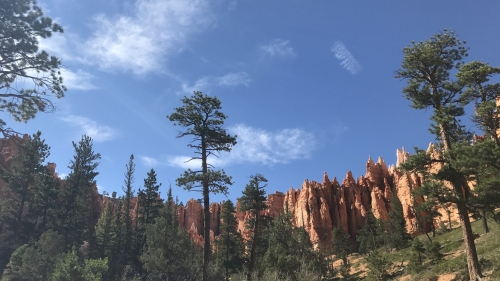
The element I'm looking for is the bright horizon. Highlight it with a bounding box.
[5,0,500,204]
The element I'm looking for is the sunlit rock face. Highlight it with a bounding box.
[281,152,438,247]
[0,134,458,248]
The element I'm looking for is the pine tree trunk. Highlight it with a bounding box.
[481,208,489,234]
[203,186,210,281]
[202,140,210,281]
[247,213,259,281]
[457,201,482,281]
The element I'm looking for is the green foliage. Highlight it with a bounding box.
[137,169,162,227]
[106,200,124,281]
[407,239,425,273]
[168,91,236,281]
[332,225,351,266]
[425,240,443,265]
[0,132,57,272]
[262,211,301,279]
[140,201,202,280]
[239,174,268,280]
[82,258,108,281]
[0,0,66,136]
[57,135,100,249]
[457,61,500,144]
[215,200,244,280]
[94,202,115,259]
[121,154,135,268]
[365,250,391,281]
[356,210,378,254]
[395,29,486,279]
[49,248,84,281]
[374,192,409,253]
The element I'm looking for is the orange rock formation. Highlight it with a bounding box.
[0,134,461,248]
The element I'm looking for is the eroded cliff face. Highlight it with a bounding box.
[0,134,460,248]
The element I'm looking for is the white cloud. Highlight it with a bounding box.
[180,77,211,95]
[228,124,316,165]
[330,41,361,74]
[62,115,117,142]
[217,72,250,86]
[39,32,83,63]
[62,69,96,90]
[140,156,161,167]
[37,31,96,90]
[178,72,250,94]
[84,0,215,74]
[261,39,297,58]
[159,124,316,169]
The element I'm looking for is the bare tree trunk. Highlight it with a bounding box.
[481,208,489,234]
[202,140,210,281]
[247,213,260,281]
[457,201,482,281]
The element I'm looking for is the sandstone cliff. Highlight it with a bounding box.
[0,134,460,248]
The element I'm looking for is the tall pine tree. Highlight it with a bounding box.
[239,174,268,281]
[167,91,237,281]
[215,200,244,280]
[57,135,100,249]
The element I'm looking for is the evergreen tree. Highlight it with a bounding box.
[3,230,65,281]
[135,169,162,263]
[0,0,66,137]
[107,200,124,281]
[57,135,100,249]
[384,192,409,250]
[50,248,84,281]
[167,91,237,281]
[121,154,135,269]
[262,211,299,279]
[239,174,268,281]
[455,60,500,234]
[365,250,391,281]
[411,181,443,239]
[0,131,56,273]
[395,29,482,280]
[137,169,162,226]
[94,202,115,259]
[215,200,244,280]
[407,239,425,273]
[356,210,378,254]
[141,200,202,280]
[83,258,108,281]
[332,225,351,268]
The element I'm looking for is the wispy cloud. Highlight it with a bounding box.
[217,72,251,86]
[62,69,96,90]
[261,39,297,58]
[62,115,117,142]
[84,0,215,74]
[330,41,361,74]
[180,77,211,95]
[178,72,250,94]
[140,156,161,167]
[228,124,315,165]
[152,124,316,169]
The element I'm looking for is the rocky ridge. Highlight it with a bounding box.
[0,135,455,247]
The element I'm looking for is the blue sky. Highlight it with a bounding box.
[6,0,500,204]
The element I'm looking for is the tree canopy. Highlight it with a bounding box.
[0,0,66,137]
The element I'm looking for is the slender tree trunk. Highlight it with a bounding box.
[456,201,482,280]
[439,119,482,280]
[226,236,229,281]
[202,139,210,281]
[447,208,452,231]
[247,213,260,281]
[481,208,489,234]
